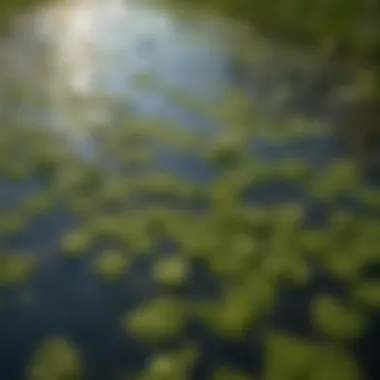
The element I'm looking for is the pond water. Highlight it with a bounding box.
[0,0,379,379]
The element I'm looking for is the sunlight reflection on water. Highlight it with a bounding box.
[0,0,355,160]
[2,0,230,139]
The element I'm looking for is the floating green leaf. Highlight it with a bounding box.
[26,336,83,380]
[310,295,367,341]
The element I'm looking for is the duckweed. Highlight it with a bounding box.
[351,280,380,309]
[275,158,313,181]
[153,256,190,287]
[329,210,358,238]
[323,252,363,282]
[196,289,262,340]
[264,331,319,380]
[308,164,361,202]
[282,257,311,286]
[26,337,83,380]
[299,229,332,258]
[212,366,252,380]
[308,345,365,380]
[97,179,137,205]
[0,159,29,180]
[95,249,131,281]
[358,187,380,208]
[282,116,328,140]
[205,236,258,280]
[275,203,304,230]
[0,254,35,286]
[60,229,94,258]
[20,191,56,218]
[140,346,198,380]
[123,297,187,344]
[0,20,379,379]
[206,132,246,167]
[0,212,29,237]
[310,295,367,341]
[327,159,362,190]
[88,215,129,242]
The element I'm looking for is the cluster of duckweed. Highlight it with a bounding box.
[264,331,366,380]
[1,78,379,380]
[0,251,35,286]
[60,227,95,259]
[136,345,198,380]
[95,249,131,281]
[25,337,83,380]
[212,366,251,380]
[310,295,368,341]
[153,255,190,287]
[122,296,188,344]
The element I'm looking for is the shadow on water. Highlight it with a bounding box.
[0,0,379,379]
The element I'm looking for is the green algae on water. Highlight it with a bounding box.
[0,253,35,286]
[20,191,57,218]
[95,249,131,281]
[153,255,190,287]
[351,280,380,309]
[264,331,320,380]
[0,211,29,237]
[204,234,258,280]
[206,131,246,168]
[308,345,365,380]
[26,336,83,380]
[60,228,94,258]
[274,158,314,181]
[298,228,332,258]
[195,287,265,340]
[122,297,187,344]
[310,295,367,341]
[1,14,379,379]
[358,187,380,209]
[139,345,198,380]
[212,366,252,380]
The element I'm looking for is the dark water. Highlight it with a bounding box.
[0,0,379,379]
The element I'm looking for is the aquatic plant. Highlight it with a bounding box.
[311,295,367,341]
[274,158,314,181]
[1,9,379,377]
[206,134,244,168]
[26,336,83,380]
[20,191,56,218]
[351,280,380,309]
[174,0,380,67]
[264,331,320,380]
[195,282,271,340]
[0,253,35,286]
[358,187,380,209]
[60,228,94,258]
[138,345,198,380]
[95,249,131,281]
[0,212,29,238]
[306,345,365,380]
[153,255,190,287]
[203,233,259,280]
[307,161,362,202]
[123,297,188,344]
[212,366,252,380]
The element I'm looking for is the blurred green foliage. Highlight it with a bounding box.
[0,87,377,378]
[0,0,50,30]
[0,0,379,379]
[177,0,380,61]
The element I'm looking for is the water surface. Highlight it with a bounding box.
[0,1,378,379]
